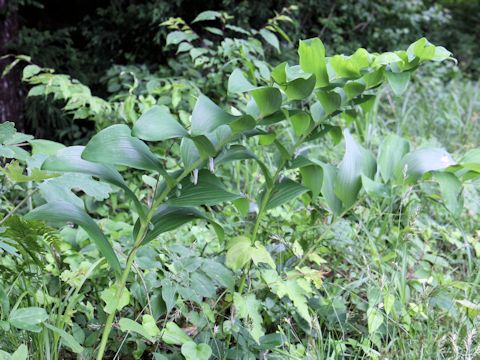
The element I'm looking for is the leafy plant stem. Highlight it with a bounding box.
[96,146,230,358]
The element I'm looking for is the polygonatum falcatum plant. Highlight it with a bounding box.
[21,37,480,358]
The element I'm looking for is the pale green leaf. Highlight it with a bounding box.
[101,284,130,314]
[9,307,48,333]
[298,38,329,87]
[334,130,376,209]
[132,105,188,141]
[181,342,212,360]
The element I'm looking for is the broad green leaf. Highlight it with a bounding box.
[386,71,411,96]
[250,87,282,118]
[25,201,121,275]
[190,96,227,135]
[82,124,164,172]
[234,292,265,343]
[142,205,222,244]
[10,344,28,360]
[396,148,455,184]
[372,52,402,67]
[0,122,16,143]
[459,148,480,172]
[166,31,198,46]
[318,162,343,215]
[316,90,341,115]
[191,95,254,135]
[251,242,275,269]
[228,68,255,93]
[190,135,217,159]
[101,284,130,314]
[384,294,395,315]
[258,333,286,350]
[367,308,383,334]
[44,323,84,354]
[142,315,161,337]
[215,144,272,186]
[225,236,252,271]
[22,64,41,80]
[42,146,145,217]
[39,173,113,208]
[407,37,436,62]
[289,111,311,136]
[9,307,48,332]
[330,48,370,79]
[201,259,235,290]
[119,318,154,341]
[432,171,463,216]
[168,170,241,207]
[271,62,316,100]
[132,105,187,141]
[262,269,313,324]
[259,28,279,52]
[378,135,410,182]
[161,322,191,345]
[344,81,365,100]
[181,342,212,360]
[361,175,390,198]
[192,10,221,23]
[28,139,65,155]
[298,38,329,87]
[265,179,308,210]
[334,130,376,209]
[300,165,322,198]
[180,138,202,170]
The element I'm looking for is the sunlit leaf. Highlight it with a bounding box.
[298,38,329,87]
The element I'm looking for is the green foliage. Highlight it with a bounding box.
[3,8,480,359]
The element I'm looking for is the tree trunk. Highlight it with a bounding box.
[0,0,24,131]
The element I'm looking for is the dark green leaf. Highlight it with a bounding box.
[42,146,145,217]
[25,201,121,275]
[265,178,308,210]
[82,124,163,172]
[228,69,255,93]
[168,170,241,207]
[251,87,282,118]
[9,307,48,332]
[142,205,222,244]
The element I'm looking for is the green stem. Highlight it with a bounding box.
[95,230,143,359]
[95,140,232,358]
